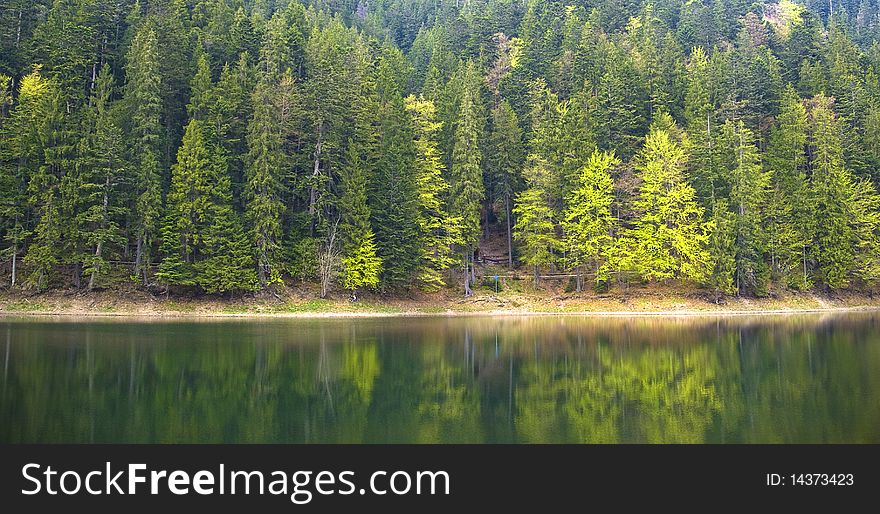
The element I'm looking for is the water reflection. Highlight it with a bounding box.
[1,314,879,443]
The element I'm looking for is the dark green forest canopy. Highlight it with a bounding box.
[3,0,880,297]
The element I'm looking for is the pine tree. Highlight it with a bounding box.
[684,46,721,205]
[369,55,422,288]
[488,99,524,268]
[0,68,52,288]
[563,150,618,292]
[448,61,486,296]
[338,144,382,297]
[719,120,770,296]
[125,25,162,284]
[808,94,856,289]
[406,95,454,290]
[625,116,712,283]
[22,71,70,290]
[707,196,737,297]
[157,119,256,293]
[766,85,812,289]
[244,77,286,286]
[513,157,561,286]
[78,66,127,290]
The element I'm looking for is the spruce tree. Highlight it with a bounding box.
[22,71,69,290]
[513,157,560,286]
[78,66,127,290]
[625,116,711,283]
[245,77,286,286]
[488,99,524,268]
[766,85,812,289]
[370,56,422,288]
[158,119,256,293]
[125,25,162,284]
[719,120,770,296]
[808,94,856,289]
[406,95,455,290]
[338,144,382,297]
[1,68,52,288]
[448,61,486,296]
[563,150,618,292]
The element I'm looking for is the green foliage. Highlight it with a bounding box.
[125,24,163,284]
[339,144,382,293]
[766,85,812,290]
[563,150,618,285]
[719,120,770,296]
[157,119,256,293]
[6,0,880,300]
[449,60,486,251]
[623,118,712,283]
[406,95,455,290]
[513,157,561,279]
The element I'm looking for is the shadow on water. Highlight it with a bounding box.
[1,313,879,443]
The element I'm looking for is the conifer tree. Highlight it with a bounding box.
[125,25,162,284]
[808,94,857,289]
[78,66,127,290]
[626,116,711,283]
[1,68,52,288]
[370,55,422,288]
[245,77,285,286]
[449,61,486,295]
[338,144,382,297]
[719,120,770,296]
[23,71,69,290]
[406,95,455,290]
[513,157,560,286]
[766,85,812,289]
[563,150,617,292]
[157,119,256,293]
[488,99,524,268]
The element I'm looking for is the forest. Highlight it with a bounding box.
[3,0,880,299]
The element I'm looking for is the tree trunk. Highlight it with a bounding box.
[505,193,513,268]
[534,264,539,288]
[576,266,583,293]
[309,128,323,235]
[470,252,476,283]
[11,245,16,288]
[88,242,102,290]
[135,235,143,280]
[463,252,472,296]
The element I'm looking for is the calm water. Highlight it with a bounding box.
[1,314,879,443]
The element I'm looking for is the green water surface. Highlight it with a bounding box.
[2,314,878,443]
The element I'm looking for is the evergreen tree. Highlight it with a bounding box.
[22,71,69,290]
[625,116,712,283]
[406,95,455,290]
[719,120,770,296]
[808,94,857,289]
[1,69,50,288]
[157,119,256,293]
[488,99,524,268]
[448,60,486,296]
[766,85,813,289]
[563,150,618,292]
[513,157,560,286]
[125,25,163,284]
[370,55,422,288]
[338,144,382,297]
[78,66,127,290]
[244,77,285,286]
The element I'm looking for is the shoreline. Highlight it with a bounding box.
[4,286,880,320]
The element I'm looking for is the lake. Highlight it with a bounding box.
[2,313,879,443]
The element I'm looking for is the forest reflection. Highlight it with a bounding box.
[2,314,879,443]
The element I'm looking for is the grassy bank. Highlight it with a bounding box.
[2,283,880,318]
